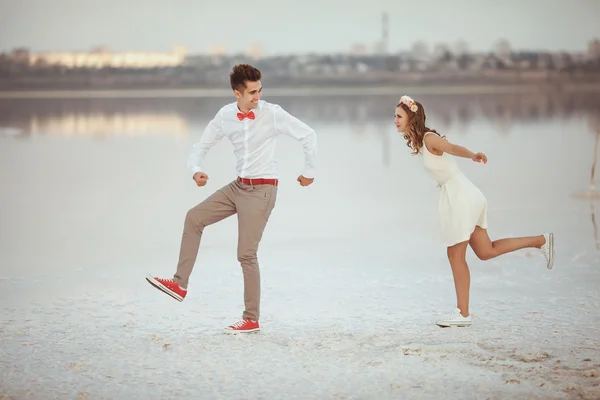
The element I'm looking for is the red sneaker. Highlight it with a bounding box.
[224,318,260,334]
[145,275,187,302]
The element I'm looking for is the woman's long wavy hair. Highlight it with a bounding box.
[398,99,443,155]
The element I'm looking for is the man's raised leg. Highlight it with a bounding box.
[146,181,237,301]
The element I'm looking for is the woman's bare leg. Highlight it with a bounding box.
[469,226,545,261]
[447,240,471,317]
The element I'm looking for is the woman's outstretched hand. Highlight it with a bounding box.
[472,152,488,164]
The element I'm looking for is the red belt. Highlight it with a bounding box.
[238,177,279,186]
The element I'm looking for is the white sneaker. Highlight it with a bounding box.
[435,308,472,327]
[539,233,555,269]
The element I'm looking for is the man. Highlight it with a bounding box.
[146,64,317,334]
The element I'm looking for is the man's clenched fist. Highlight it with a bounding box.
[193,172,208,187]
[297,175,314,187]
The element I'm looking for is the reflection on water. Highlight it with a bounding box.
[0,91,599,138]
[572,129,600,251]
[591,202,599,251]
[1,91,599,262]
[0,98,192,138]
[26,113,189,137]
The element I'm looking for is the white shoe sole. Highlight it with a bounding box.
[223,327,260,334]
[145,275,185,302]
[546,233,555,269]
[436,321,472,328]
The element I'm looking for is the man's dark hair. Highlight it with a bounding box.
[229,64,262,92]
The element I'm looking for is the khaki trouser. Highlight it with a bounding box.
[174,179,277,321]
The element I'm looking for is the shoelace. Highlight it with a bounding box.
[440,310,460,320]
[449,311,463,320]
[443,309,471,320]
[539,245,549,262]
[230,319,248,328]
[156,277,187,291]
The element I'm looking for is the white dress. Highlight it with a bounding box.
[420,132,488,247]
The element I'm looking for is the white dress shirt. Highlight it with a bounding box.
[187,100,317,179]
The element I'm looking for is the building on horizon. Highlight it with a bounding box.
[24,46,188,69]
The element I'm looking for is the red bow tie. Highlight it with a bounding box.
[237,111,255,120]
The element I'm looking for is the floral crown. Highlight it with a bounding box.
[399,95,418,112]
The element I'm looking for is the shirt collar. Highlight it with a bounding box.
[235,100,261,116]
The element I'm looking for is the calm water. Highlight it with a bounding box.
[0,92,599,284]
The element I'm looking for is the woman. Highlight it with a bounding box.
[394,95,554,327]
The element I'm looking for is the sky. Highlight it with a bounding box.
[0,0,599,55]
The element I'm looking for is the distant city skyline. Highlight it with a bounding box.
[1,0,599,55]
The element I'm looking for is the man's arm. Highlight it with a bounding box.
[274,105,317,179]
[187,113,225,176]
